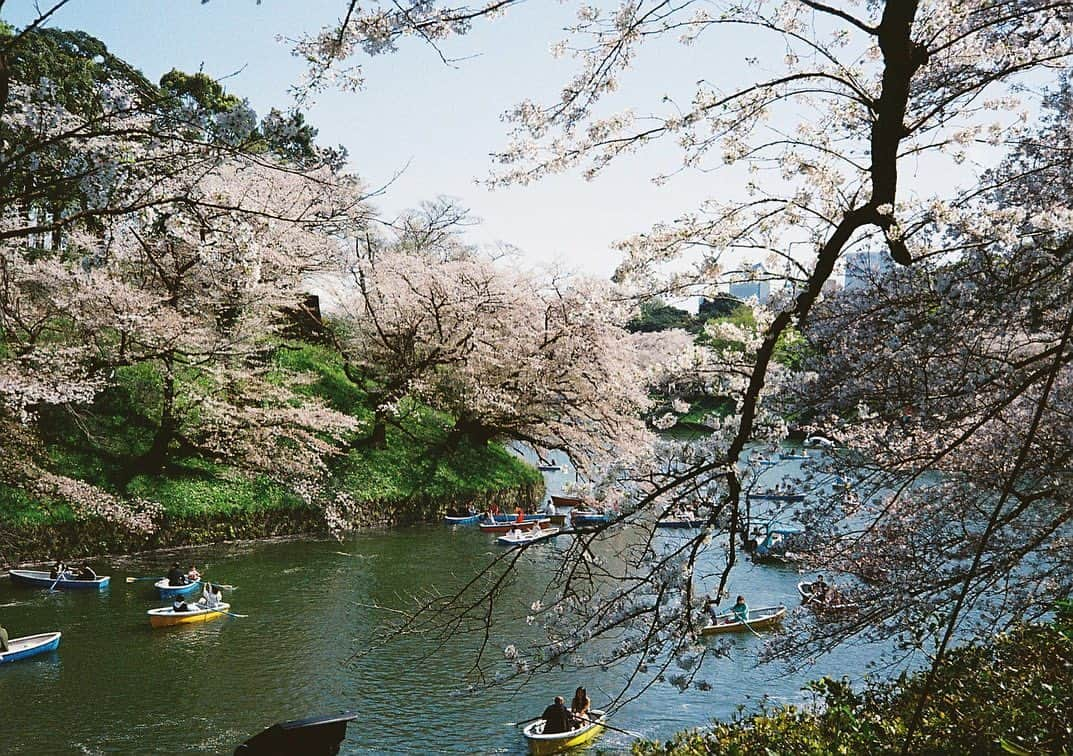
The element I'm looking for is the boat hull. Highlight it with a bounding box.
[444,513,481,525]
[798,582,858,612]
[549,495,584,509]
[8,569,110,590]
[702,605,786,635]
[479,519,550,534]
[0,632,61,664]
[497,527,560,546]
[155,578,202,599]
[523,710,607,755]
[748,493,805,502]
[656,519,704,529]
[148,602,230,628]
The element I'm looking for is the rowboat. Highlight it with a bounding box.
[486,513,549,523]
[148,602,231,628]
[444,512,482,525]
[522,709,607,755]
[702,605,786,635]
[536,464,562,472]
[479,518,550,534]
[570,509,611,526]
[747,489,805,502]
[0,632,61,664]
[750,522,808,564]
[235,711,358,754]
[778,451,810,461]
[656,514,705,528]
[8,569,110,590]
[550,494,584,509]
[798,581,858,612]
[154,578,202,599]
[497,526,560,546]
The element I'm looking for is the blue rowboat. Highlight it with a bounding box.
[444,512,481,525]
[0,632,62,664]
[155,578,202,599]
[571,510,611,526]
[485,513,547,523]
[8,569,110,590]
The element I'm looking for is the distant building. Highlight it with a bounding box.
[843,250,893,292]
[727,263,772,304]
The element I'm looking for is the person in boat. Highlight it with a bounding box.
[544,498,556,516]
[0,623,8,652]
[730,595,749,623]
[541,695,575,734]
[49,560,68,580]
[570,687,591,722]
[186,564,201,583]
[76,565,97,580]
[811,575,829,603]
[198,582,222,608]
[172,597,192,612]
[515,507,526,524]
[166,562,187,586]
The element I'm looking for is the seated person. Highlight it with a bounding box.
[812,575,829,601]
[730,595,749,623]
[166,562,187,586]
[570,687,591,722]
[186,564,201,582]
[198,583,222,609]
[49,561,67,580]
[76,566,97,580]
[541,696,574,735]
[172,598,191,612]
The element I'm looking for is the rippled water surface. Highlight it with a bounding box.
[1,460,891,754]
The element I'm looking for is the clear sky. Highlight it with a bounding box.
[3,0,758,278]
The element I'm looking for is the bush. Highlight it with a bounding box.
[634,612,1073,755]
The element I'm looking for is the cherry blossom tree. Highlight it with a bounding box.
[329,201,664,470]
[0,16,372,531]
[290,0,1073,726]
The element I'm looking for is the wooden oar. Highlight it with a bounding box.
[125,576,163,583]
[47,573,65,592]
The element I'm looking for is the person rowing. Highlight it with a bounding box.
[540,696,574,734]
[730,595,749,624]
[166,562,187,587]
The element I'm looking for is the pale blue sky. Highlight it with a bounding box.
[5,0,755,277]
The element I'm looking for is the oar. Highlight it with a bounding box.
[739,615,763,638]
[48,573,64,592]
[505,715,543,727]
[125,576,163,583]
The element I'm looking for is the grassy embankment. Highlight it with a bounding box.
[0,341,542,536]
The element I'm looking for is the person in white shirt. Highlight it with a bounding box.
[198,582,222,608]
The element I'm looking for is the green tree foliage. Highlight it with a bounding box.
[159,68,239,113]
[627,300,698,333]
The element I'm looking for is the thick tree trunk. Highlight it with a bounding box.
[140,359,176,473]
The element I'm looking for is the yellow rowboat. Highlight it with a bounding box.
[147,602,230,628]
[701,605,786,635]
[523,709,607,755]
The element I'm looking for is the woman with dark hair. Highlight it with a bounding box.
[570,686,591,722]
